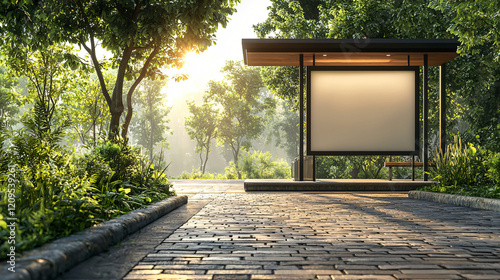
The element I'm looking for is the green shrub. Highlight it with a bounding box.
[316,156,352,179]
[178,169,227,179]
[430,136,490,188]
[0,137,173,260]
[76,139,173,196]
[423,136,499,198]
[228,150,290,179]
[179,151,291,179]
[237,151,290,179]
[486,152,500,185]
[0,157,98,256]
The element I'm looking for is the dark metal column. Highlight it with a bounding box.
[299,54,304,181]
[439,63,447,152]
[423,54,429,181]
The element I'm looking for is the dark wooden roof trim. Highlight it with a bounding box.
[242,38,460,65]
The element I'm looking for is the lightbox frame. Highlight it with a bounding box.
[306,66,420,156]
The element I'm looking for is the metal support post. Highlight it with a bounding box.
[439,63,447,152]
[412,155,415,181]
[423,54,429,181]
[299,54,304,181]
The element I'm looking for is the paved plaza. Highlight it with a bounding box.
[59,180,500,280]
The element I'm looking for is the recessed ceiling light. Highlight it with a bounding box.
[386,54,391,57]
[323,54,327,57]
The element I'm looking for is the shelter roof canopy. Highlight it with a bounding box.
[242,39,459,67]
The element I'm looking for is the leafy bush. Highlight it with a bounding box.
[430,136,490,188]
[423,136,499,198]
[179,150,291,179]
[76,139,172,196]
[486,152,500,185]
[316,156,390,179]
[237,150,291,179]
[178,169,227,180]
[0,150,98,255]
[316,156,352,179]
[0,135,173,259]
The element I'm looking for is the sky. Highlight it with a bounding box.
[163,0,272,106]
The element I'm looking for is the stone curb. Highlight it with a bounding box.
[2,195,188,280]
[408,190,500,212]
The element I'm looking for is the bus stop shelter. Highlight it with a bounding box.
[242,38,459,182]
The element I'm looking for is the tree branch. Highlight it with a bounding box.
[76,0,112,108]
[121,46,160,138]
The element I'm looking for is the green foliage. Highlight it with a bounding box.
[0,158,98,254]
[430,136,491,188]
[256,0,500,174]
[486,152,500,186]
[0,139,173,259]
[1,120,172,260]
[0,64,21,129]
[316,156,389,179]
[266,101,299,162]
[237,151,291,179]
[178,169,227,180]
[185,100,219,174]
[78,139,173,197]
[205,61,275,179]
[349,156,388,179]
[423,136,500,198]
[179,150,291,180]
[316,156,352,179]
[130,79,171,161]
[0,0,239,139]
[431,0,500,63]
[63,72,113,147]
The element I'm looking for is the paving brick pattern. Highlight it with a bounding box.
[56,194,216,280]
[124,193,500,280]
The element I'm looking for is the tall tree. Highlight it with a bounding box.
[431,0,500,63]
[205,61,271,179]
[130,79,171,161]
[64,73,113,146]
[267,100,299,163]
[0,0,239,140]
[255,0,500,152]
[431,0,500,150]
[0,63,21,129]
[185,100,219,174]
[3,43,75,146]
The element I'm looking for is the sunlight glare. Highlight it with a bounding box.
[162,50,225,106]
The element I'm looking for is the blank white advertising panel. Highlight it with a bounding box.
[308,67,418,155]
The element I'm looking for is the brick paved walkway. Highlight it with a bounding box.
[123,190,500,280]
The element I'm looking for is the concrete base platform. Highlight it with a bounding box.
[244,179,435,191]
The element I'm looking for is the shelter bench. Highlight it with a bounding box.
[384,161,436,181]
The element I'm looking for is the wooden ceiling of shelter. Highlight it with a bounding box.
[243,39,459,67]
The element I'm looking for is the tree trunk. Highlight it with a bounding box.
[149,111,154,161]
[199,151,204,173]
[202,145,210,174]
[351,166,360,179]
[149,129,154,161]
[233,146,241,179]
[121,47,159,139]
[108,107,123,140]
[108,44,134,140]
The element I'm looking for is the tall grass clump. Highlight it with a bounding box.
[425,136,499,198]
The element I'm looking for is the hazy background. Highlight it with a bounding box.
[148,0,289,177]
